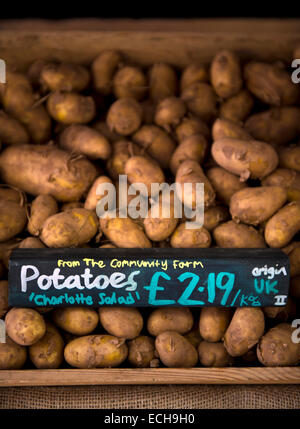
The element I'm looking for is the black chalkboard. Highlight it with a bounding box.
[8,248,290,308]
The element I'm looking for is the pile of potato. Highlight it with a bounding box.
[0,47,300,369]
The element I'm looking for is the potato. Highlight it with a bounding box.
[27,59,47,87]
[223,308,265,357]
[40,63,90,92]
[0,280,8,318]
[18,237,46,248]
[0,336,27,369]
[40,208,98,247]
[47,91,96,124]
[264,202,300,248]
[0,145,97,202]
[84,175,113,211]
[0,71,51,143]
[92,120,121,143]
[29,322,64,369]
[5,307,46,346]
[181,82,218,122]
[0,187,23,203]
[170,134,208,175]
[125,155,165,196]
[28,194,58,236]
[128,336,155,368]
[198,341,234,367]
[180,63,208,91]
[175,160,215,209]
[245,107,300,145]
[278,145,300,172]
[100,216,151,248]
[141,99,156,124]
[257,323,300,366]
[107,98,142,136]
[113,65,147,100]
[219,89,254,123]
[107,140,144,180]
[148,63,177,101]
[203,205,230,231]
[144,196,178,241]
[244,61,300,106]
[175,116,210,142]
[184,323,202,349]
[99,307,143,339]
[92,50,122,95]
[154,97,186,131]
[60,125,111,160]
[132,125,176,169]
[147,307,193,336]
[230,186,287,225]
[262,168,300,202]
[0,239,20,269]
[99,243,116,248]
[61,202,84,211]
[284,242,300,278]
[210,50,242,99]
[290,275,300,298]
[0,199,27,242]
[155,331,198,368]
[64,335,128,368]
[212,118,251,141]
[0,111,30,145]
[263,297,296,322]
[170,223,211,248]
[213,221,266,248]
[52,307,98,335]
[199,307,232,342]
[206,167,247,205]
[211,138,279,181]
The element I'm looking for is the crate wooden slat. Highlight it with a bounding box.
[0,367,300,386]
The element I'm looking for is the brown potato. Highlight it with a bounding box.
[40,63,90,92]
[263,297,296,322]
[181,82,218,122]
[0,145,97,202]
[0,280,8,318]
[212,118,251,141]
[47,91,96,124]
[0,187,23,203]
[113,65,147,100]
[141,99,156,124]
[219,89,254,123]
[155,331,198,368]
[99,307,143,339]
[84,176,113,211]
[290,275,300,298]
[210,50,242,99]
[206,167,247,205]
[61,202,84,211]
[28,194,58,236]
[170,134,208,174]
[92,120,121,143]
[257,323,300,366]
[198,341,234,367]
[107,98,142,136]
[5,307,46,346]
[285,243,300,278]
[144,196,178,241]
[0,336,27,369]
[211,138,279,181]
[107,140,144,180]
[199,307,232,342]
[128,336,155,368]
[180,63,208,91]
[244,61,300,105]
[170,222,211,248]
[230,186,287,225]
[147,307,194,336]
[148,63,177,101]
[262,168,300,202]
[40,208,98,247]
[100,216,151,248]
[0,199,27,242]
[92,50,122,95]
[60,124,111,160]
[27,59,47,87]
[203,205,230,231]
[64,335,128,368]
[18,237,46,248]
[175,116,210,142]
[154,97,186,131]
[125,155,165,196]
[0,111,30,145]
[264,202,300,248]
[29,322,64,369]
[213,220,266,248]
[223,308,265,357]
[0,239,20,269]
[52,307,99,335]
[278,145,300,173]
[184,323,202,349]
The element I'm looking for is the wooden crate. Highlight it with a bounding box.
[0,18,300,386]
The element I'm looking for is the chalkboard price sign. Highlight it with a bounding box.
[8,248,290,308]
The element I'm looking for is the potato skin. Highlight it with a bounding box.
[125,155,165,196]
[212,118,251,141]
[170,134,208,174]
[170,223,211,248]
[107,140,144,180]
[128,336,155,368]
[198,341,234,367]
[210,50,242,99]
[107,98,142,136]
[0,199,27,242]
[147,307,194,337]
[279,146,300,173]
[180,63,208,91]
[175,116,210,142]
[155,331,198,368]
[203,205,230,231]
[99,307,143,339]
[262,168,300,202]
[0,111,30,145]
[257,323,300,367]
[40,63,90,92]
[100,216,151,248]
[64,335,128,368]
[52,307,99,335]
[92,50,122,95]
[154,97,186,130]
[199,307,232,343]
[0,145,97,202]
[206,167,247,205]
[0,280,8,318]
[148,63,177,101]
[181,82,218,122]
[230,186,287,225]
[28,194,58,236]
[47,92,96,124]
[84,175,113,211]
[41,208,98,248]
[5,307,46,346]
[264,202,300,248]
[219,89,254,123]
[113,65,147,100]
[223,308,265,357]
[211,138,279,181]
[144,197,178,241]
[29,322,64,369]
[0,336,27,369]
[213,220,266,248]
[18,237,46,249]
